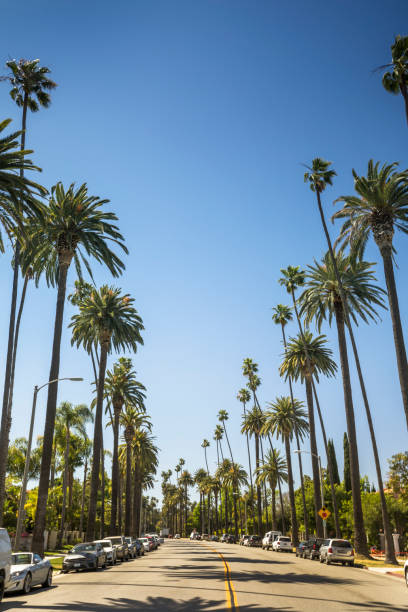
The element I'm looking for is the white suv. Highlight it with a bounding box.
[272,536,292,552]
[319,539,354,566]
[0,528,12,601]
[262,531,282,550]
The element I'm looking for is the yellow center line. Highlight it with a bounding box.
[203,543,239,610]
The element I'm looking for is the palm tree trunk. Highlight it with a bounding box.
[0,96,28,525]
[284,435,299,546]
[125,442,132,535]
[207,493,211,535]
[32,260,71,554]
[269,478,277,531]
[214,491,219,534]
[259,438,269,530]
[315,187,390,560]
[400,79,408,127]
[243,404,255,530]
[281,323,309,540]
[233,493,238,538]
[304,377,323,537]
[333,306,369,554]
[79,458,88,535]
[224,488,228,533]
[118,476,123,533]
[255,434,262,534]
[380,246,408,429]
[86,339,109,541]
[311,380,341,538]
[277,476,286,533]
[57,429,70,549]
[50,438,57,488]
[110,407,120,533]
[100,444,105,538]
[132,463,139,536]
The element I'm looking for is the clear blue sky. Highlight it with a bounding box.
[1,0,407,502]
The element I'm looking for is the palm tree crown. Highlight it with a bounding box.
[303,157,337,194]
[280,331,337,382]
[263,396,309,442]
[3,58,57,111]
[271,304,293,328]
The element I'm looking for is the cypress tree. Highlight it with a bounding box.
[328,439,340,485]
[343,432,351,491]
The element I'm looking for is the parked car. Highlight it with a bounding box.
[404,558,408,588]
[247,535,262,548]
[210,535,219,542]
[139,537,153,552]
[104,536,129,561]
[239,535,249,546]
[272,536,292,552]
[0,528,11,602]
[201,534,210,541]
[319,539,354,566]
[226,534,236,544]
[63,543,106,573]
[135,539,144,556]
[6,552,52,594]
[295,541,308,557]
[93,539,117,565]
[303,538,325,560]
[125,537,138,559]
[221,534,228,543]
[174,533,181,539]
[262,531,282,550]
[190,531,200,540]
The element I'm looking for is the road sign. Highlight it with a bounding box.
[318,506,331,520]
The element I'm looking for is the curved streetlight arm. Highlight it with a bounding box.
[37,376,84,392]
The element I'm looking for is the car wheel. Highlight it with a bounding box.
[23,573,32,594]
[93,559,99,571]
[325,556,330,565]
[0,576,4,603]
[43,569,53,588]
[309,552,314,560]
[319,556,324,563]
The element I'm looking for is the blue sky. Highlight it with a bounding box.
[1,0,408,502]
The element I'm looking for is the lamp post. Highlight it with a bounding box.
[294,449,326,538]
[14,377,83,551]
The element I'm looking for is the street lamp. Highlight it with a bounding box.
[14,377,84,551]
[293,449,326,538]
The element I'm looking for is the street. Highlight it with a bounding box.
[3,540,407,611]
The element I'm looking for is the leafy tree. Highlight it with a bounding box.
[387,452,408,495]
[343,433,351,492]
[380,35,408,126]
[327,439,340,486]
[70,285,144,541]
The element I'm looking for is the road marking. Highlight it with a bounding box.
[204,544,239,610]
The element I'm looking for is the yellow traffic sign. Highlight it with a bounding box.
[318,506,331,520]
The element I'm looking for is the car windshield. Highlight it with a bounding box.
[12,553,32,565]
[72,544,96,553]
[109,538,123,545]
[98,541,111,549]
[280,537,291,542]
[333,540,352,548]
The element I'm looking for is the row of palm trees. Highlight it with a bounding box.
[0,59,158,553]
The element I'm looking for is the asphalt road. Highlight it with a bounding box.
[2,540,407,611]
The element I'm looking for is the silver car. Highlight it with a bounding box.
[319,538,354,566]
[6,552,52,594]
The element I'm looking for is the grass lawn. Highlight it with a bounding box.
[355,555,404,568]
[45,556,64,571]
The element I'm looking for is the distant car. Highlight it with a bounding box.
[104,536,129,561]
[210,535,219,541]
[247,535,262,548]
[135,539,144,556]
[272,536,292,552]
[6,552,52,594]
[0,528,11,601]
[262,531,282,550]
[125,537,138,559]
[63,543,106,573]
[190,531,199,540]
[139,537,153,552]
[93,539,117,565]
[303,537,325,560]
[174,534,181,539]
[404,558,408,588]
[239,535,250,546]
[295,541,308,557]
[201,534,210,541]
[221,534,228,543]
[226,534,236,544]
[319,539,354,566]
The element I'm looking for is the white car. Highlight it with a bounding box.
[262,531,282,550]
[139,537,151,553]
[404,559,408,588]
[93,539,117,565]
[0,528,11,601]
[6,552,52,594]
[174,534,181,539]
[272,536,292,552]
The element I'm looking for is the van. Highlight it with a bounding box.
[0,528,12,601]
[262,531,282,550]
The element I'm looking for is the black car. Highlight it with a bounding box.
[63,542,107,573]
[303,538,325,560]
[295,541,308,557]
[226,534,236,544]
[247,535,262,547]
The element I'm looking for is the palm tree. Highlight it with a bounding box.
[241,406,264,535]
[334,160,408,430]
[78,438,92,535]
[194,468,207,534]
[30,183,127,554]
[104,358,146,533]
[380,35,408,126]
[213,425,224,465]
[306,157,394,560]
[263,397,308,546]
[222,461,248,538]
[119,406,150,536]
[237,388,254,532]
[70,285,144,542]
[179,470,194,537]
[217,411,234,462]
[55,402,93,548]
[131,429,158,536]
[272,304,309,539]
[255,449,287,531]
[280,332,336,537]
[201,440,210,475]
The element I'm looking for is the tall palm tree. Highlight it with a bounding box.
[380,35,408,126]
[213,425,224,465]
[272,304,309,539]
[263,397,308,546]
[179,470,194,537]
[237,388,254,532]
[78,438,92,535]
[217,411,234,462]
[241,406,264,535]
[70,285,144,542]
[334,160,408,430]
[306,157,394,560]
[280,332,336,537]
[104,358,146,533]
[131,429,158,536]
[194,468,207,534]
[31,184,127,553]
[222,461,248,538]
[201,440,210,475]
[55,402,93,548]
[0,119,47,523]
[254,449,287,531]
